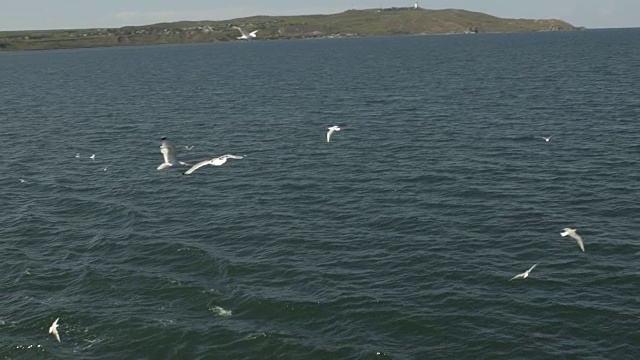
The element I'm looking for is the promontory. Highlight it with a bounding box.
[0,7,581,51]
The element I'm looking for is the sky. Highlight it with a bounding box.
[0,0,638,31]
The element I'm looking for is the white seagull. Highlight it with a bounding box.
[49,318,60,342]
[540,136,552,142]
[185,145,194,151]
[232,26,259,40]
[75,153,80,158]
[327,125,341,142]
[157,137,189,170]
[183,154,243,175]
[19,179,27,183]
[561,228,585,252]
[510,263,538,281]
[90,154,96,160]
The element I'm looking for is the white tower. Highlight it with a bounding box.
[414,1,419,9]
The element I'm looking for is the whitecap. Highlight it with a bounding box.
[209,306,232,317]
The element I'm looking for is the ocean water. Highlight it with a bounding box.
[1,29,640,359]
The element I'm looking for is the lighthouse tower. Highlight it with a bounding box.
[414,1,419,9]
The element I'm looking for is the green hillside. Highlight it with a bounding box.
[0,8,580,51]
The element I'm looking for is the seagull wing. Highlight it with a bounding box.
[232,26,249,38]
[249,30,259,37]
[571,233,585,252]
[160,139,177,165]
[510,272,525,281]
[183,159,213,175]
[219,154,244,160]
[327,128,335,142]
[49,318,58,333]
[527,263,538,273]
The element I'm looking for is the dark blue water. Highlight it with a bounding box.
[1,29,640,359]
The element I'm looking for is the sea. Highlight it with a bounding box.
[1,28,639,359]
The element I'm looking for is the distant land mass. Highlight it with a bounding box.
[0,7,582,51]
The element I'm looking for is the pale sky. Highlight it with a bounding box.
[0,0,638,31]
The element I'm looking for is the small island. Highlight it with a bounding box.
[0,7,581,52]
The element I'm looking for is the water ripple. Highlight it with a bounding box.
[2,30,640,359]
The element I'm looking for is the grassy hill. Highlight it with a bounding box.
[0,8,580,51]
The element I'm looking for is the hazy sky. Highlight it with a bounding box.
[0,0,638,31]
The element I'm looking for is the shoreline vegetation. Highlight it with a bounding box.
[0,7,581,52]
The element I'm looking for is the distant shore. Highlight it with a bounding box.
[0,7,582,52]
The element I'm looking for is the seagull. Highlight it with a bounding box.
[327,125,341,142]
[510,263,538,281]
[157,137,189,170]
[232,26,259,40]
[540,136,552,142]
[561,228,585,252]
[49,318,60,342]
[90,154,95,160]
[103,166,108,171]
[19,179,27,183]
[183,154,243,175]
[75,153,80,158]
[185,145,194,151]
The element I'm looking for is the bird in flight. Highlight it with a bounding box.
[157,138,189,170]
[510,263,538,281]
[183,154,243,175]
[540,136,552,142]
[49,318,60,342]
[232,26,259,40]
[561,228,585,252]
[327,125,341,142]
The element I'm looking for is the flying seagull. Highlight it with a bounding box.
[185,145,194,151]
[510,263,538,281]
[75,153,80,158]
[327,125,341,142]
[540,136,552,142]
[183,154,243,175]
[157,137,189,170]
[90,154,96,160]
[19,179,27,183]
[561,228,585,252]
[232,26,258,40]
[49,318,60,342]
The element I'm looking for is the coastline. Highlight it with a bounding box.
[0,8,582,52]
